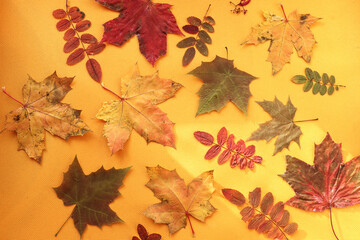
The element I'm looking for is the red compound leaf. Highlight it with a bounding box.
[53,3,104,82]
[194,127,263,170]
[223,187,298,239]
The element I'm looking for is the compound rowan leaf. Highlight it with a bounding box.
[242,8,320,75]
[54,156,130,238]
[248,97,302,155]
[144,166,215,235]
[223,187,298,239]
[96,0,183,66]
[1,72,90,163]
[189,56,256,116]
[96,65,182,154]
[280,133,360,211]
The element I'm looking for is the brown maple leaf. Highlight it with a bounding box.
[247,97,303,155]
[242,6,320,75]
[144,165,216,235]
[1,72,90,162]
[96,65,182,153]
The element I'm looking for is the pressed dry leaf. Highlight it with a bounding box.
[67,48,85,65]
[63,37,80,53]
[86,59,102,83]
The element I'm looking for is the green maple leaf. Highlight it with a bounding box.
[247,97,302,155]
[53,156,131,238]
[189,56,257,116]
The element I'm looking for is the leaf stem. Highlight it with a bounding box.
[55,213,72,237]
[101,83,124,100]
[2,87,25,106]
[293,118,319,123]
[225,47,229,60]
[329,206,340,240]
[185,211,195,237]
[203,4,211,19]
[280,4,288,22]
[254,208,289,240]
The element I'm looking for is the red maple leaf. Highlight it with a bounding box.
[280,133,360,211]
[96,0,183,66]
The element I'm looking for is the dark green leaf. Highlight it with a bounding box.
[312,82,320,94]
[177,37,196,48]
[320,85,327,95]
[328,85,334,95]
[330,75,335,85]
[291,75,307,84]
[303,80,313,92]
[198,30,212,44]
[314,71,321,82]
[322,73,329,84]
[202,22,214,33]
[195,40,208,56]
[182,47,195,66]
[187,16,201,26]
[205,16,215,25]
[305,68,314,80]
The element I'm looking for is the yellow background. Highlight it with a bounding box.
[0,0,360,239]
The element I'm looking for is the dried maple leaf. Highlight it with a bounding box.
[54,156,130,238]
[222,187,298,239]
[248,97,306,155]
[96,0,183,66]
[132,224,161,240]
[189,55,256,116]
[242,5,320,75]
[144,165,216,235]
[1,72,90,163]
[96,65,182,153]
[279,133,360,239]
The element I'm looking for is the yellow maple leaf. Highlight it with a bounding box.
[242,7,320,75]
[96,65,182,153]
[144,166,216,234]
[2,72,90,162]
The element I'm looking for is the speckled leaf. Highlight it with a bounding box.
[54,156,130,237]
[305,68,314,80]
[205,16,215,25]
[322,73,329,84]
[96,65,182,153]
[314,71,321,82]
[144,166,215,234]
[303,80,313,92]
[248,97,302,155]
[328,85,334,95]
[194,131,214,145]
[222,188,246,206]
[280,133,360,212]
[291,75,307,84]
[312,82,320,94]
[319,84,327,95]
[189,56,256,116]
[2,72,90,162]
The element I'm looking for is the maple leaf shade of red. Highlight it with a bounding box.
[96,0,183,66]
[280,133,360,212]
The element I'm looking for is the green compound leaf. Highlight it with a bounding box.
[187,16,201,26]
[198,30,212,44]
[196,39,208,56]
[177,37,196,48]
[205,16,215,25]
[291,68,344,96]
[202,22,214,33]
[182,47,195,66]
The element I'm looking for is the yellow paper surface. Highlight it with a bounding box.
[0,0,360,239]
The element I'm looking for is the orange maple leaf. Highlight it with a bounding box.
[1,72,90,162]
[242,6,320,75]
[96,65,182,153]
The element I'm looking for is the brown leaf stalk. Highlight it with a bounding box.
[329,206,340,240]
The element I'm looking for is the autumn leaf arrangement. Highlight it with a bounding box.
[1,0,360,240]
